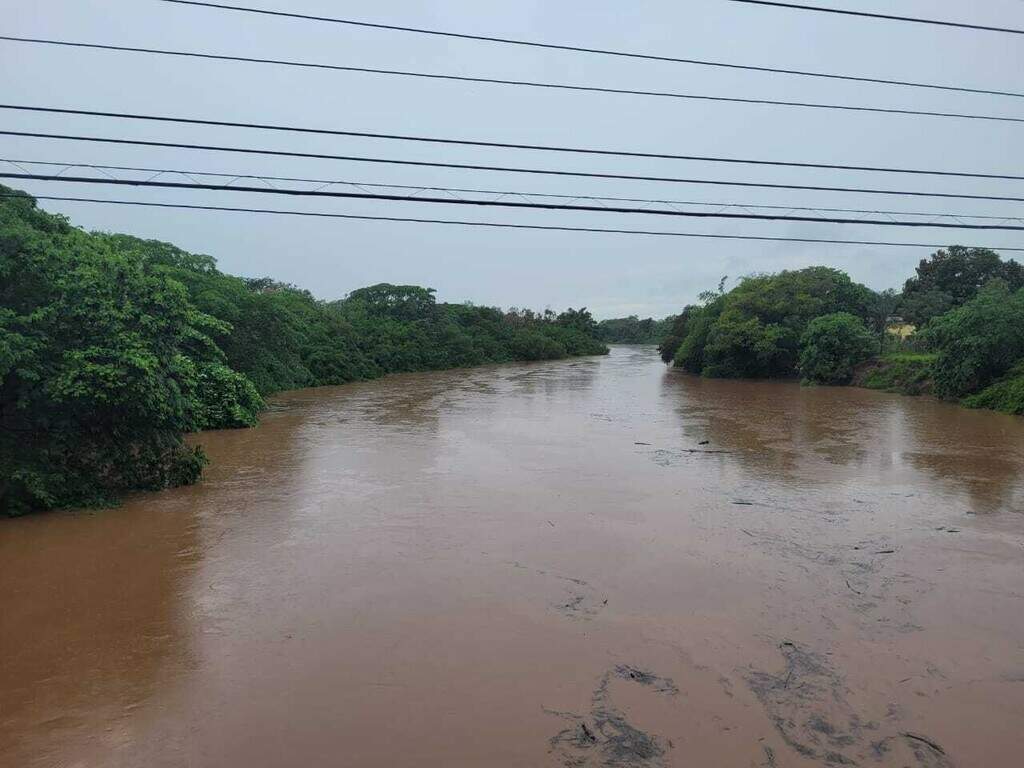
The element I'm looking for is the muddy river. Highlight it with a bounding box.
[2,345,1023,767]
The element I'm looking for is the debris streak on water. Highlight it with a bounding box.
[2,346,1022,766]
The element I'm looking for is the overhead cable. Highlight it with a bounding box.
[5,129,1024,203]
[1,104,1021,180]
[3,37,1020,124]
[5,158,1017,222]
[728,0,1024,36]
[154,0,1024,96]
[7,193,1022,250]
[7,171,1023,230]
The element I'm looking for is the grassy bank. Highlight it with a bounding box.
[962,362,1024,415]
[848,353,1024,415]
[854,353,935,396]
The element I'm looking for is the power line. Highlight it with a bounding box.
[2,104,1022,181]
[728,0,1024,35]
[6,38,1020,125]
[155,0,1024,98]
[7,158,1016,223]
[8,172,1023,230]
[6,129,1024,203]
[7,192,1021,251]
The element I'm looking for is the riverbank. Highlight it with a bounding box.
[1,187,608,515]
[853,352,1024,415]
[853,352,935,396]
[656,256,1024,418]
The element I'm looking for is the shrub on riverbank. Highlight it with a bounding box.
[921,281,1024,401]
[962,363,1024,415]
[1,189,218,514]
[667,268,876,378]
[0,187,607,515]
[798,313,876,385]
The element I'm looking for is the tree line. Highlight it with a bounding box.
[655,247,1024,414]
[594,315,675,344]
[0,187,607,515]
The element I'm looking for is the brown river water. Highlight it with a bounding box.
[2,345,1023,767]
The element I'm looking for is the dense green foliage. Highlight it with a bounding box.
[962,362,1024,415]
[900,246,1024,326]
[798,313,876,385]
[0,187,607,515]
[656,250,1024,416]
[100,234,381,395]
[658,307,696,363]
[664,267,876,378]
[922,281,1024,400]
[1,190,213,514]
[595,315,674,344]
[855,353,935,396]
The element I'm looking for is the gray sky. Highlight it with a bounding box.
[4,0,1022,318]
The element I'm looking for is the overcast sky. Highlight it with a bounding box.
[4,0,1022,317]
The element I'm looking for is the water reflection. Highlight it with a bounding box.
[659,366,1023,513]
[899,405,1024,514]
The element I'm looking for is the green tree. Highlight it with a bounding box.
[556,307,598,336]
[1,190,213,514]
[658,306,696,363]
[923,281,1024,399]
[798,313,876,385]
[1,186,610,514]
[901,246,1024,324]
[668,267,875,378]
[595,315,674,344]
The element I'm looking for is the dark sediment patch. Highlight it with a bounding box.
[547,667,675,767]
[503,560,607,620]
[745,641,952,766]
[612,666,679,696]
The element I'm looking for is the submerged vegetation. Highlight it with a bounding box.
[0,187,606,515]
[657,248,1024,416]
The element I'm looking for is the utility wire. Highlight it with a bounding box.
[7,172,1023,230]
[156,0,1024,98]
[6,158,1016,222]
[728,1,1024,36]
[7,192,1021,250]
[5,129,1024,203]
[5,37,1020,125]
[1,104,1021,181]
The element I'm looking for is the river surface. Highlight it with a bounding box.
[2,345,1023,767]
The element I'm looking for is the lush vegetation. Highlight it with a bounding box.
[854,353,936,396]
[659,267,877,379]
[798,313,876,385]
[900,245,1024,326]
[921,280,1024,401]
[595,315,674,344]
[657,249,1024,416]
[962,362,1024,415]
[0,187,606,515]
